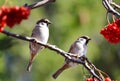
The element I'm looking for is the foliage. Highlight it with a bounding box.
[0,0,120,81]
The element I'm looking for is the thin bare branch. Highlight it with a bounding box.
[1,30,104,81]
[111,2,120,9]
[102,0,120,17]
[24,0,56,9]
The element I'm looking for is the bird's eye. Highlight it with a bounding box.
[41,22,44,25]
[80,38,84,41]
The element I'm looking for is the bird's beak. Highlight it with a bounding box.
[86,37,91,45]
[85,36,91,41]
[87,38,91,42]
[48,21,52,24]
[88,38,91,41]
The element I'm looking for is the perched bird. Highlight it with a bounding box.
[52,36,91,79]
[27,18,51,72]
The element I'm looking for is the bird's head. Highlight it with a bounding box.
[77,36,91,45]
[36,18,51,26]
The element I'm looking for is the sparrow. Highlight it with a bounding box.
[26,18,51,72]
[52,36,91,79]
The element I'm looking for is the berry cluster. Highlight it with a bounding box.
[86,77,111,81]
[100,18,120,44]
[0,6,30,32]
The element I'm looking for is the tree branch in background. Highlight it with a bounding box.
[24,0,56,9]
[2,30,105,81]
[102,0,120,17]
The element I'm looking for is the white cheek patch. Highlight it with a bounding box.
[40,22,47,27]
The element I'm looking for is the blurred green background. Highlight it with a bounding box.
[0,0,120,81]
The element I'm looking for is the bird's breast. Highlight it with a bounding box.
[32,26,49,44]
[73,43,87,56]
[39,27,49,43]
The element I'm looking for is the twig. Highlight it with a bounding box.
[83,62,103,81]
[82,57,103,81]
[111,2,120,9]
[24,0,56,9]
[1,30,103,81]
[102,0,120,17]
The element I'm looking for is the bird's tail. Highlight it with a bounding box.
[52,64,69,79]
[26,53,36,72]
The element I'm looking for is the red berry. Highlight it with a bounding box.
[1,6,7,11]
[86,78,93,81]
[2,15,7,21]
[93,78,99,81]
[0,21,6,32]
[0,26,4,32]
[13,6,20,11]
[115,18,120,27]
[0,6,30,28]
[105,77,111,81]
[100,21,120,44]
[1,6,10,14]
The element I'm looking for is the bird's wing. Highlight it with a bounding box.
[68,44,75,53]
[68,42,79,54]
[31,27,40,38]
